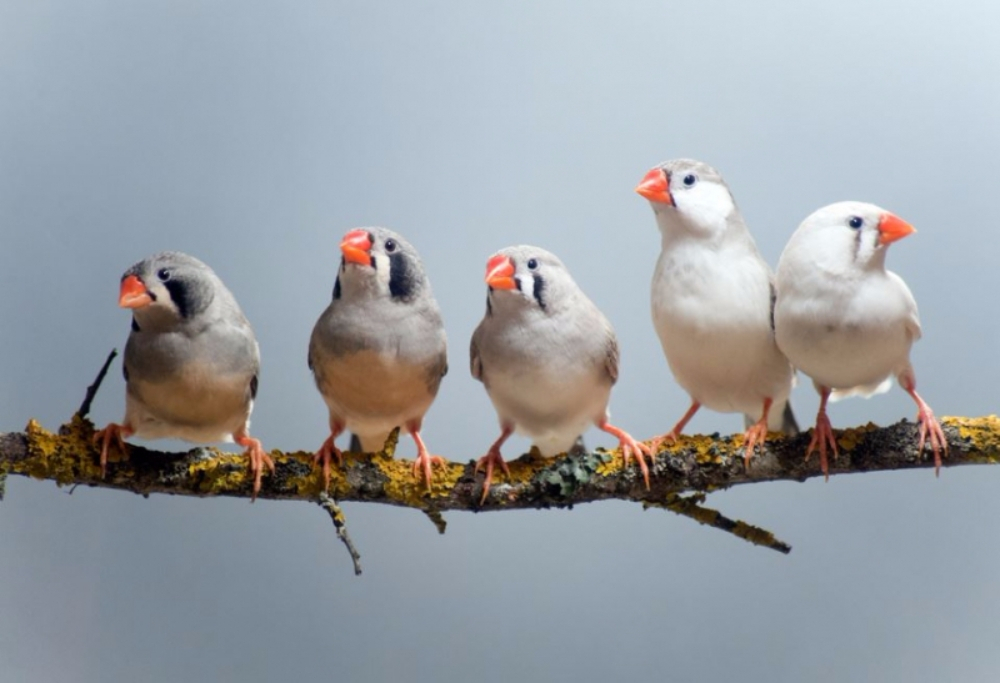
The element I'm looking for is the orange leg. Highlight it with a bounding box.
[741,397,773,469]
[93,422,134,478]
[475,424,514,504]
[806,387,837,481]
[903,382,948,476]
[599,420,654,489]
[314,421,345,491]
[234,428,275,502]
[649,400,701,453]
[408,422,446,489]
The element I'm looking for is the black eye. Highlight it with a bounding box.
[683,174,697,187]
[157,268,171,282]
[848,216,864,230]
[527,258,538,270]
[385,239,397,253]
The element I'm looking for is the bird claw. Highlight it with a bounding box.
[412,451,446,489]
[313,435,344,492]
[600,422,654,490]
[647,430,680,455]
[741,419,769,470]
[806,412,838,481]
[620,437,654,490]
[235,434,274,502]
[475,448,511,504]
[93,423,132,478]
[916,404,948,476]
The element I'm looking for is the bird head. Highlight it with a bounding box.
[335,227,428,303]
[119,252,218,330]
[484,245,580,315]
[793,201,916,273]
[635,159,739,240]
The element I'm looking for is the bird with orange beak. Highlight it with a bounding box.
[774,201,947,477]
[308,227,448,489]
[635,158,798,467]
[470,245,653,502]
[94,251,273,499]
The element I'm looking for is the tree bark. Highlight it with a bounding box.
[1,412,996,562]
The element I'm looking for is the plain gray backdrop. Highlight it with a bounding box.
[2,1,999,681]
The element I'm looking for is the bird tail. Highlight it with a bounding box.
[348,433,363,453]
[744,399,799,436]
[349,431,395,453]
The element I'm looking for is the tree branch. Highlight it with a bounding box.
[0,413,995,558]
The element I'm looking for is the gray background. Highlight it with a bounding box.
[2,1,998,681]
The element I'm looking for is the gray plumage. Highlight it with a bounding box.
[121,252,260,443]
[309,228,447,455]
[96,251,272,496]
[470,245,651,499]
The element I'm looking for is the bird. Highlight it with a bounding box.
[635,158,798,467]
[94,251,274,499]
[773,201,947,477]
[470,245,652,503]
[308,227,448,489]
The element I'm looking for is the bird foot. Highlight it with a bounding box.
[235,434,275,502]
[93,423,133,478]
[475,447,511,504]
[806,412,838,481]
[313,435,344,492]
[741,418,770,470]
[601,422,654,490]
[915,402,948,476]
[647,430,680,455]
[412,450,446,489]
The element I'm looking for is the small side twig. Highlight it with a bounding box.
[422,508,448,535]
[318,491,363,576]
[76,349,119,419]
[646,493,793,555]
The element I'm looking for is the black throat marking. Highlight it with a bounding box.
[333,275,341,300]
[532,275,546,311]
[164,278,194,319]
[388,252,418,301]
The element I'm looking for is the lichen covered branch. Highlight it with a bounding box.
[0,414,996,543]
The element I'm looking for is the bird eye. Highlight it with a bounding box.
[683,174,697,187]
[527,258,538,270]
[848,216,864,230]
[157,268,171,282]
[385,239,397,253]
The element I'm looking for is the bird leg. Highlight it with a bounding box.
[93,422,133,478]
[234,428,275,502]
[741,397,773,469]
[806,387,837,481]
[599,420,654,489]
[314,421,345,491]
[649,400,701,453]
[475,424,514,504]
[408,422,446,489]
[903,382,948,476]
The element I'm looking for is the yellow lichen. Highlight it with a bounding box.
[948,415,1000,463]
[21,417,105,485]
[835,421,878,452]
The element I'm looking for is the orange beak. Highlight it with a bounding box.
[635,167,672,204]
[340,229,373,266]
[119,275,152,309]
[485,254,516,290]
[878,213,916,245]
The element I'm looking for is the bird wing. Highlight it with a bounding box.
[469,322,484,382]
